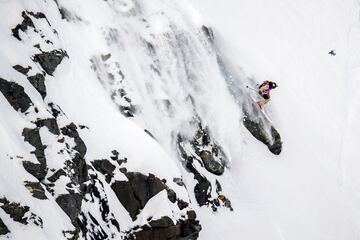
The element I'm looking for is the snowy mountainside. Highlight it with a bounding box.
[193,0,360,239]
[0,0,280,239]
[4,0,360,239]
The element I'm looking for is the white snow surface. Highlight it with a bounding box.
[192,0,360,239]
[0,0,359,239]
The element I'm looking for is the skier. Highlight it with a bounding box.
[257,80,278,108]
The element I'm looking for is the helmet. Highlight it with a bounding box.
[270,82,278,89]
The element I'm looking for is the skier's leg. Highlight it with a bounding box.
[258,94,270,108]
[258,98,270,107]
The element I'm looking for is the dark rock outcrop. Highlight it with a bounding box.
[47,102,63,118]
[132,217,177,240]
[92,159,115,176]
[27,73,47,99]
[11,11,35,41]
[22,161,47,181]
[191,125,226,176]
[126,172,166,208]
[177,135,212,207]
[0,197,43,227]
[111,172,177,220]
[177,199,189,210]
[0,199,28,224]
[22,128,45,164]
[128,212,201,240]
[61,123,89,184]
[35,118,60,135]
[33,49,67,75]
[13,65,32,75]
[111,181,139,220]
[173,177,185,187]
[61,123,87,158]
[22,128,47,178]
[0,78,33,113]
[243,112,282,155]
[186,158,212,206]
[198,150,224,176]
[0,218,10,235]
[179,210,202,239]
[201,25,214,42]
[76,212,108,240]
[178,132,231,212]
[47,169,66,182]
[26,11,48,20]
[56,193,82,222]
[92,159,116,183]
[71,155,89,185]
[24,181,48,200]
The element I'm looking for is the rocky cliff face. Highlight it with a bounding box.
[0,0,281,239]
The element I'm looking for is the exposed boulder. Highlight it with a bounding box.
[177,199,189,210]
[0,78,33,113]
[33,49,67,75]
[198,150,224,176]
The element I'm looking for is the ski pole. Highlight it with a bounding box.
[246,85,258,92]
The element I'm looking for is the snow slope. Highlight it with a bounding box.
[192,0,360,239]
[0,0,360,239]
